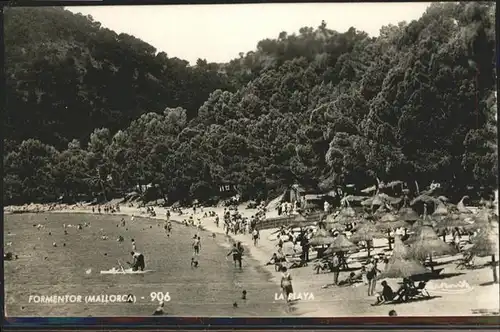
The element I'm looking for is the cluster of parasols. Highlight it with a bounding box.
[304,186,499,284]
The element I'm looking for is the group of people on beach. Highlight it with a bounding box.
[91,204,120,214]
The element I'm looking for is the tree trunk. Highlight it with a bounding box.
[367,240,371,258]
[492,255,498,284]
[429,254,434,272]
[387,230,392,250]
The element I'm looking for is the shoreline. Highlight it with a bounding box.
[5,204,315,315]
[5,203,499,317]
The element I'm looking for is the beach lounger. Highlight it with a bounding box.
[456,254,475,270]
[390,281,431,303]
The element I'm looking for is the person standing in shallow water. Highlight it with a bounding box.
[193,236,201,255]
[227,244,242,269]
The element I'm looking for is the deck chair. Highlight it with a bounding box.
[412,281,431,298]
[393,281,430,303]
[456,254,475,270]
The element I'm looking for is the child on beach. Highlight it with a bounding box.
[191,256,199,268]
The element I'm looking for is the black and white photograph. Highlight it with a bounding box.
[3,2,499,318]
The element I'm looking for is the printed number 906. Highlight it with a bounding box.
[150,292,171,302]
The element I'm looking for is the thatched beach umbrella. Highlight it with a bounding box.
[398,207,419,222]
[410,194,441,215]
[376,212,407,250]
[362,193,402,208]
[327,207,358,226]
[391,236,410,260]
[341,195,367,205]
[432,203,449,217]
[456,195,473,214]
[410,218,436,231]
[324,234,358,255]
[326,222,346,232]
[410,194,440,206]
[310,229,336,246]
[379,257,430,279]
[379,235,429,279]
[467,225,499,283]
[350,222,383,257]
[408,226,457,271]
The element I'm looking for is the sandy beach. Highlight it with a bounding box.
[4,202,500,317]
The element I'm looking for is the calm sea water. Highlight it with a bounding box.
[4,213,289,317]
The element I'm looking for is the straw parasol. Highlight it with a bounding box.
[310,229,336,246]
[456,195,473,214]
[375,212,408,250]
[408,226,457,271]
[290,214,310,227]
[398,207,419,222]
[327,207,357,225]
[378,235,429,279]
[391,236,410,260]
[324,234,358,255]
[467,225,499,283]
[326,222,346,232]
[341,195,367,204]
[362,193,402,207]
[432,203,449,217]
[379,257,430,279]
[350,222,383,257]
[410,194,440,206]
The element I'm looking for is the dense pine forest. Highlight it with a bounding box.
[3,3,497,205]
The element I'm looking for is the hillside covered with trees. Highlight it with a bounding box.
[4,3,497,205]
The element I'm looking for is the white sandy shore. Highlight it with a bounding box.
[5,203,499,317]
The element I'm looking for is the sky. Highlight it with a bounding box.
[67,3,432,65]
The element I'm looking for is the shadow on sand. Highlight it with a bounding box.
[429,272,465,280]
[384,295,442,305]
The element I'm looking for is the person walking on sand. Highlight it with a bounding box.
[227,244,243,269]
[131,239,137,251]
[366,258,381,296]
[252,228,260,246]
[332,253,340,285]
[280,266,293,302]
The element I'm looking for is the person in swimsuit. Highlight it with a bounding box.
[252,228,260,246]
[129,251,145,271]
[280,266,293,302]
[193,236,201,255]
[227,244,242,268]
